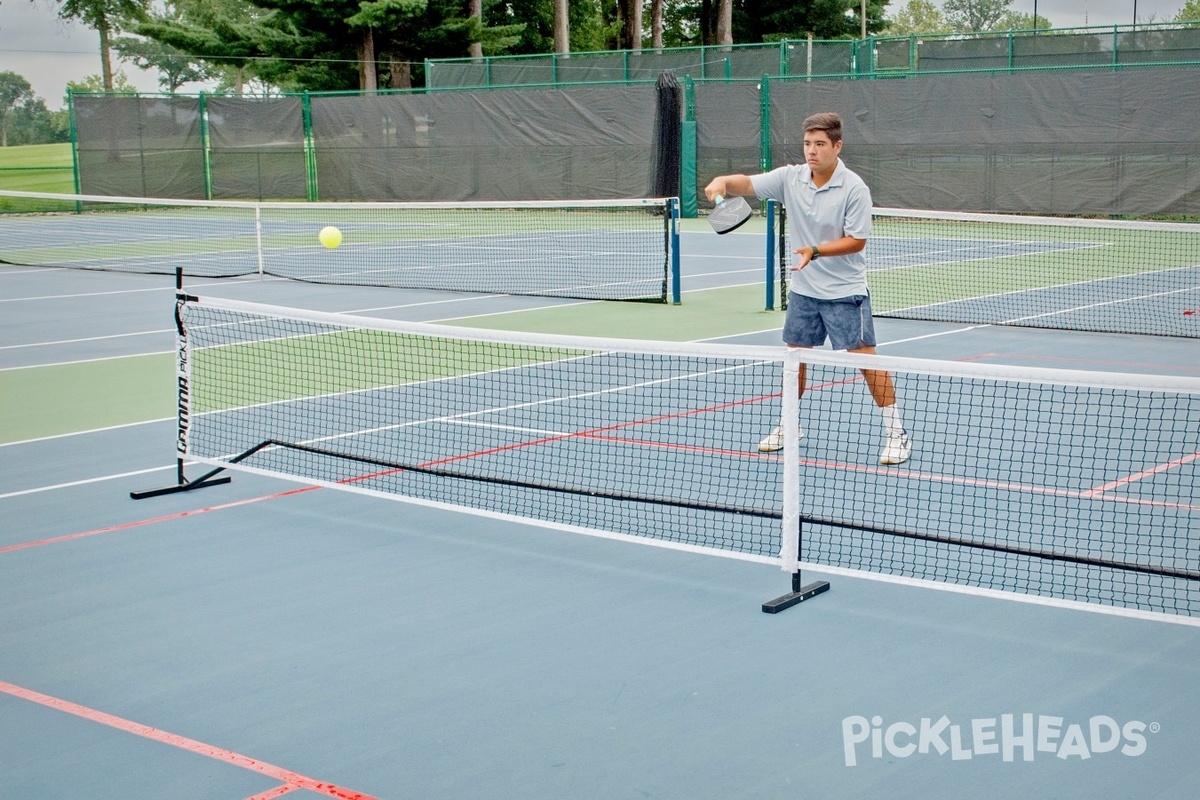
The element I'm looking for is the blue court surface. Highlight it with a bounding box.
[2,226,1199,800]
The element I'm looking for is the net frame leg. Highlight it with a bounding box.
[130,266,234,500]
[762,569,831,613]
[762,348,830,613]
[130,459,231,500]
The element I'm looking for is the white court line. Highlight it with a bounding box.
[342,293,515,314]
[0,464,175,500]
[1,286,178,303]
[0,351,173,371]
[689,268,764,277]
[0,416,174,447]
[0,328,174,351]
[434,280,763,323]
[0,275,272,304]
[0,266,70,276]
[1,293,526,356]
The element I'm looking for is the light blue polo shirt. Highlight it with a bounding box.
[750,160,873,300]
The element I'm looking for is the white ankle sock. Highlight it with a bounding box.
[881,404,905,438]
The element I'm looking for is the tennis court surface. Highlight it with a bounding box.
[3,209,1200,799]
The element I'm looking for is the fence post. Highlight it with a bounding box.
[199,93,212,200]
[303,92,317,202]
[681,76,697,219]
[759,74,771,174]
[67,90,82,196]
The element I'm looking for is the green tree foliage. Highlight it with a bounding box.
[941,0,1013,32]
[496,0,615,54]
[111,35,212,93]
[1178,0,1200,22]
[0,71,37,146]
[83,0,931,95]
[884,0,949,35]
[4,97,71,145]
[131,0,523,91]
[734,0,887,43]
[67,72,141,92]
[995,11,1052,31]
[130,0,284,94]
[54,0,153,89]
[885,1,1052,37]
[0,71,71,146]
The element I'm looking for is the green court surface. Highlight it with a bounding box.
[463,283,777,338]
[0,285,782,444]
[191,329,589,412]
[0,354,175,443]
[865,215,1200,314]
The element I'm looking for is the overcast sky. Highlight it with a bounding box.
[0,0,1188,110]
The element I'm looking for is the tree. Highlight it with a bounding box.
[496,0,608,55]
[650,0,664,48]
[734,0,887,43]
[619,0,643,49]
[111,35,212,93]
[1178,0,1200,21]
[131,0,287,95]
[7,97,70,145]
[54,0,153,90]
[942,0,1012,32]
[715,0,730,45]
[67,71,141,93]
[0,71,36,146]
[995,11,1052,31]
[348,0,431,90]
[884,0,950,35]
[470,0,485,57]
[552,0,568,52]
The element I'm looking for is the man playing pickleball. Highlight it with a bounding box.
[704,111,912,465]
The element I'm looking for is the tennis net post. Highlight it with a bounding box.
[130,267,233,499]
[763,348,830,612]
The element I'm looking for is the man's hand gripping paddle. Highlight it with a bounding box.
[707,194,753,234]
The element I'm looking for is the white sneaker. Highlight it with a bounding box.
[757,424,803,453]
[879,433,912,465]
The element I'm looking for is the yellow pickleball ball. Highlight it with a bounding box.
[319,225,342,249]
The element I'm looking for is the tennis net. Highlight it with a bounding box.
[0,189,680,303]
[772,204,1200,338]
[165,295,1200,619]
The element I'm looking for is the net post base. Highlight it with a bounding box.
[130,462,231,500]
[762,572,830,613]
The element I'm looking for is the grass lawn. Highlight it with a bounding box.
[0,143,75,195]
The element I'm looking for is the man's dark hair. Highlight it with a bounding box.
[802,112,843,144]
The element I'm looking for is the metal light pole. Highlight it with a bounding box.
[862,0,867,39]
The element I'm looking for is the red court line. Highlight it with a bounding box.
[1086,451,1200,496]
[245,785,301,800]
[586,433,777,461]
[793,454,1200,512]
[0,485,318,556]
[587,433,1200,513]
[400,390,782,474]
[0,680,379,800]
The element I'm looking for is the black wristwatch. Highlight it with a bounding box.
[810,245,820,259]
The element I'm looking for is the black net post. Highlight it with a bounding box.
[650,72,683,199]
